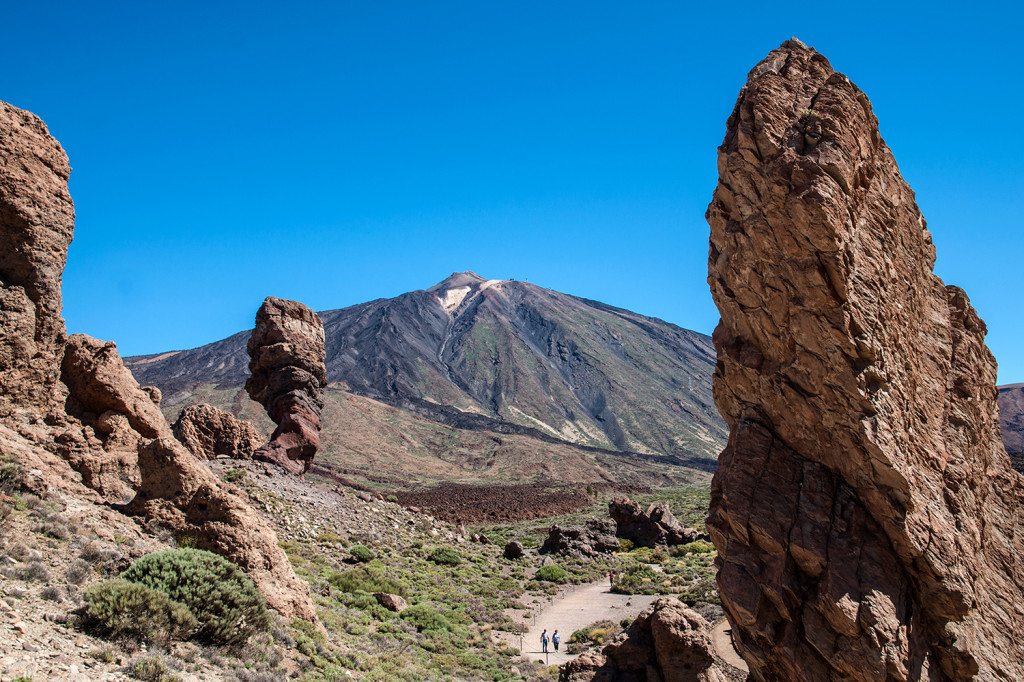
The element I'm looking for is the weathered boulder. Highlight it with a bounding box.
[706,40,1024,680]
[126,437,316,620]
[245,297,327,474]
[609,497,701,547]
[560,598,728,682]
[0,101,75,419]
[172,403,264,460]
[374,592,408,612]
[539,519,618,558]
[503,540,525,560]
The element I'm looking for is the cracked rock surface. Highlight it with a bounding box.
[706,40,1024,681]
[245,297,327,474]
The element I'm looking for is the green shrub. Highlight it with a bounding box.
[611,564,662,595]
[349,544,376,563]
[427,547,461,566]
[400,603,450,633]
[680,539,715,555]
[328,562,406,596]
[617,538,634,552]
[0,457,23,494]
[121,548,269,644]
[126,654,180,681]
[569,620,616,646]
[223,467,246,483]
[82,580,197,643]
[534,565,568,583]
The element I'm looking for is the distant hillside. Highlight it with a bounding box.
[999,383,1024,472]
[127,272,726,466]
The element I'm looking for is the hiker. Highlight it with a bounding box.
[552,630,561,652]
[608,570,614,586]
[541,628,549,653]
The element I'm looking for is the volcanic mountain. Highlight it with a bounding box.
[126,273,726,488]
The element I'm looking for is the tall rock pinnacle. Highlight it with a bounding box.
[706,40,1024,680]
[245,297,327,474]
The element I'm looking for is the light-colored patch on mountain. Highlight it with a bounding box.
[438,286,472,313]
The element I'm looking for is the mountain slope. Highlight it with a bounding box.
[998,383,1024,472]
[127,272,726,462]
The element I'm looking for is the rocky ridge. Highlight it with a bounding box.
[706,40,1024,680]
[0,100,315,622]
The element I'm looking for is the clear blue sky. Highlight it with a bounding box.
[3,2,1022,382]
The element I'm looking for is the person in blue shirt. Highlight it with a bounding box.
[552,630,561,652]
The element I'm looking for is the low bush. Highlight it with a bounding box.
[569,620,617,647]
[611,564,661,595]
[349,544,375,563]
[0,457,24,494]
[427,547,461,566]
[533,564,568,583]
[82,580,197,644]
[125,654,181,681]
[328,562,406,597]
[121,548,269,644]
[400,603,451,633]
[680,539,715,555]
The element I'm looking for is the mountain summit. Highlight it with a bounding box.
[127,274,725,468]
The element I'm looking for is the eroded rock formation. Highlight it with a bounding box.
[539,519,618,558]
[560,598,728,682]
[0,101,75,419]
[609,497,701,547]
[0,99,316,622]
[245,297,326,474]
[172,403,264,460]
[706,40,1024,680]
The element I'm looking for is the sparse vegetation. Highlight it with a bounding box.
[82,580,198,644]
[534,564,568,583]
[427,546,461,566]
[348,543,375,563]
[120,548,269,644]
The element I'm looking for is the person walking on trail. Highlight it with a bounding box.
[541,629,549,653]
[552,630,561,652]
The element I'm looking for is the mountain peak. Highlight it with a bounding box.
[428,271,486,291]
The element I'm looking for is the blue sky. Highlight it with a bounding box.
[3,2,1022,382]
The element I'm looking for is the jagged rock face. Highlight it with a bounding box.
[560,598,727,682]
[0,102,75,419]
[245,297,326,474]
[539,519,618,558]
[609,497,701,547]
[706,40,1024,680]
[172,403,264,460]
[0,99,316,623]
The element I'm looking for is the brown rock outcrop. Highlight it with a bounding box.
[245,297,326,474]
[609,497,701,547]
[172,403,264,460]
[560,598,728,682]
[539,519,619,558]
[0,101,75,419]
[126,438,316,620]
[706,40,1024,680]
[0,99,316,623]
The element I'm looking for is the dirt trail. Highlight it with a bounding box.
[513,581,749,672]
[517,582,661,665]
[711,618,749,673]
